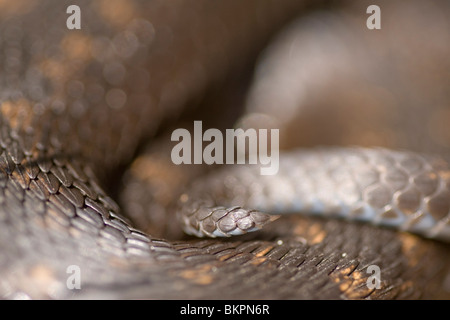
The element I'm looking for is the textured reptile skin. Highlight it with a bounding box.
[180,148,450,241]
[0,0,449,299]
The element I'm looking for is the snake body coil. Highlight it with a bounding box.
[0,0,449,299]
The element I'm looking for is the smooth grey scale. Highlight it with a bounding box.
[178,147,450,242]
[179,203,278,238]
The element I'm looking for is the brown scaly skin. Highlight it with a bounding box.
[0,0,449,299]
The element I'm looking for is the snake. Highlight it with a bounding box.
[0,0,449,299]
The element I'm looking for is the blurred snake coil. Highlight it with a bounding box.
[0,0,449,299]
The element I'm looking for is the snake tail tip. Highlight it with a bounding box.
[249,211,280,228]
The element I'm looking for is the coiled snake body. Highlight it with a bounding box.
[0,0,449,299]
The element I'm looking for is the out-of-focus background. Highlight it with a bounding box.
[1,0,449,300]
[120,0,450,238]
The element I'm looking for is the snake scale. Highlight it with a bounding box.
[1,0,450,299]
